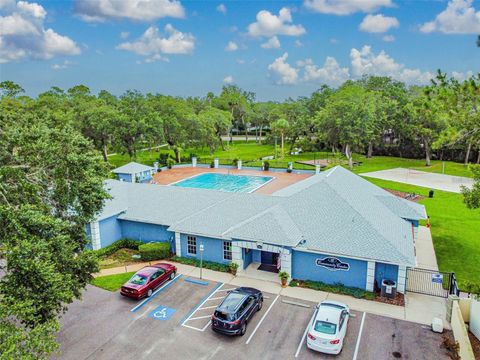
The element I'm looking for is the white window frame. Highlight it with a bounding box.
[187,235,197,255]
[223,241,232,261]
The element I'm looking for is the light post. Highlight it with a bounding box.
[199,243,204,279]
[274,136,278,159]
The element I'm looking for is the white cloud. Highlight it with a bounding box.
[420,0,480,34]
[216,3,226,14]
[120,31,129,39]
[294,40,303,47]
[298,57,350,86]
[52,60,73,70]
[0,1,80,63]
[223,75,234,84]
[74,0,185,22]
[382,35,395,42]
[248,7,306,38]
[304,0,393,15]
[225,41,238,52]
[236,59,245,64]
[330,38,338,44]
[359,14,399,33]
[261,36,281,49]
[452,70,474,81]
[350,45,434,84]
[267,52,299,84]
[116,24,194,62]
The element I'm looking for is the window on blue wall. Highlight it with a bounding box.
[223,241,232,260]
[187,236,197,255]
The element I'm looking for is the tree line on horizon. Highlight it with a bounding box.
[1,71,479,170]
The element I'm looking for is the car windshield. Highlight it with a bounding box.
[128,274,147,285]
[314,320,337,335]
[214,311,235,321]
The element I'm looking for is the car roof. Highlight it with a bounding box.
[217,291,249,313]
[137,266,162,276]
[315,302,345,324]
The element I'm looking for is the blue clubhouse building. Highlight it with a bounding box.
[87,165,426,293]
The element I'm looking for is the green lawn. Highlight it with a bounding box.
[107,141,474,177]
[364,178,480,287]
[91,272,135,292]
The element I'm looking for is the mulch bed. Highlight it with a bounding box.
[469,331,480,360]
[385,189,424,202]
[374,292,405,306]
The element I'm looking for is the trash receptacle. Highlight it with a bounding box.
[381,279,397,299]
[429,190,434,198]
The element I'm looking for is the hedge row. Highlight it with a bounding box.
[171,256,231,273]
[139,242,170,261]
[289,279,375,300]
[93,238,144,259]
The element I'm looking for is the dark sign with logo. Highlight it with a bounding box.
[315,257,350,271]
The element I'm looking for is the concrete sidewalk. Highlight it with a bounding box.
[95,259,449,328]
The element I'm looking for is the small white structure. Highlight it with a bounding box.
[214,158,219,169]
[192,157,197,167]
[315,164,321,174]
[237,160,242,170]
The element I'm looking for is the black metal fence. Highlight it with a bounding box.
[406,267,458,298]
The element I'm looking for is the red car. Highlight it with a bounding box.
[120,263,177,300]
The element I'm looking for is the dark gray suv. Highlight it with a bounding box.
[211,287,263,336]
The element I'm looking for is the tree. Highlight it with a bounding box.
[462,165,480,209]
[271,118,290,158]
[197,107,232,153]
[0,80,25,98]
[316,84,376,168]
[0,95,108,358]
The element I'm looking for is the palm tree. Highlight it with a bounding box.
[271,118,289,158]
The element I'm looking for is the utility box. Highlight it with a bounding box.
[429,190,435,198]
[381,279,397,299]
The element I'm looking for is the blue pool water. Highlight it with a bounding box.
[172,173,273,193]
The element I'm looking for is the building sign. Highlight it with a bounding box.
[432,273,443,284]
[315,257,350,271]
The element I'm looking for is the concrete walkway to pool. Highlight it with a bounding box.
[152,167,311,194]
[361,167,473,193]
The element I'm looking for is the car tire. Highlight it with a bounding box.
[257,299,263,311]
[239,323,247,336]
[147,289,153,297]
[170,272,175,280]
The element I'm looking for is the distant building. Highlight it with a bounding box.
[112,162,155,183]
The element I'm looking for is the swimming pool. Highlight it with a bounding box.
[171,173,274,193]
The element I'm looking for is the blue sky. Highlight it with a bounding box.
[0,0,479,100]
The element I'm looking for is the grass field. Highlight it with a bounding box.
[365,178,480,287]
[107,141,475,177]
[91,272,135,292]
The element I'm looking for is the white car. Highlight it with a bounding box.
[306,300,350,355]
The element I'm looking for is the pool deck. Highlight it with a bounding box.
[152,167,312,195]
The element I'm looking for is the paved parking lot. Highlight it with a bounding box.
[56,276,451,360]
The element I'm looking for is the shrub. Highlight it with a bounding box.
[93,238,143,259]
[171,256,230,273]
[263,161,270,171]
[229,262,239,275]
[278,271,289,280]
[210,161,215,168]
[139,242,170,261]
[166,158,175,169]
[158,153,170,165]
[291,279,375,300]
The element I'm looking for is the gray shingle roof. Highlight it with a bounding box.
[112,162,154,174]
[97,166,427,266]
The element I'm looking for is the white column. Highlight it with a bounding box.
[232,243,243,271]
[413,225,419,242]
[175,232,182,257]
[315,164,320,174]
[90,221,101,250]
[192,157,197,167]
[214,158,219,168]
[397,265,407,293]
[366,261,375,292]
[280,249,292,279]
[131,173,136,183]
[237,160,242,170]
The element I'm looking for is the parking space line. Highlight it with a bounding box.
[201,320,211,331]
[182,324,205,332]
[205,296,225,301]
[245,295,280,345]
[352,312,366,360]
[216,288,237,292]
[180,282,224,326]
[198,305,217,310]
[295,308,317,358]
[188,315,212,321]
[130,274,182,313]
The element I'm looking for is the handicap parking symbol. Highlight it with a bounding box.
[148,306,176,321]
